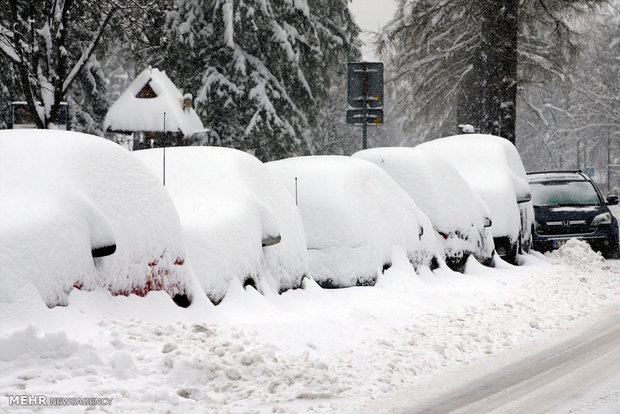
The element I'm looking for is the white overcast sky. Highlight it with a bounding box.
[348,0,399,61]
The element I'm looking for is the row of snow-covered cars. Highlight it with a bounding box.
[0,129,534,308]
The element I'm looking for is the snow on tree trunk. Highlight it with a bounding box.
[457,0,518,144]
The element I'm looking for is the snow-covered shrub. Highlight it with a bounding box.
[353,147,494,269]
[0,130,194,307]
[134,147,308,304]
[267,156,439,288]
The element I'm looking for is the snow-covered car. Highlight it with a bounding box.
[134,147,308,304]
[353,147,494,271]
[416,134,534,265]
[0,130,195,307]
[266,156,439,288]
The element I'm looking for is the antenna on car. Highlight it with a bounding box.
[163,112,166,186]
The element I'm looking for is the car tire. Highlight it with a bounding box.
[505,235,520,265]
[602,241,619,259]
[522,227,534,254]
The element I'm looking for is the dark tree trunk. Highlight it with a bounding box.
[457,0,518,144]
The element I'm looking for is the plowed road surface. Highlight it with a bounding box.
[402,313,620,414]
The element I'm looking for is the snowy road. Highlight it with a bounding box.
[399,310,620,414]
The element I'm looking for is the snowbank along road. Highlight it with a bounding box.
[1,239,619,413]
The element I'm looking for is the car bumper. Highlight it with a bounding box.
[533,225,619,253]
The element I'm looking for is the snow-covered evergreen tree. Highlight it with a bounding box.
[380,0,608,145]
[0,0,167,132]
[0,0,120,128]
[516,0,620,180]
[165,0,360,161]
[307,0,363,155]
[0,57,19,129]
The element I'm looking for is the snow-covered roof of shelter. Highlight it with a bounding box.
[103,67,204,136]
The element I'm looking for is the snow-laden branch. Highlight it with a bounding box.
[62,5,117,93]
[542,103,578,125]
[0,23,21,63]
[523,96,549,127]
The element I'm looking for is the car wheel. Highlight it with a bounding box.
[505,236,520,265]
[522,227,534,254]
[602,241,619,259]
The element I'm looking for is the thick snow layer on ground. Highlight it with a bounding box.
[134,147,308,304]
[267,155,438,287]
[416,134,533,241]
[0,129,194,307]
[353,147,494,264]
[0,241,618,413]
[103,67,203,136]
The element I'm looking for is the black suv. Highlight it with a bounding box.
[527,170,619,258]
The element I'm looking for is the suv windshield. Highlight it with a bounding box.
[530,180,602,207]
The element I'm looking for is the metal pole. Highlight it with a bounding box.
[295,177,298,206]
[608,136,611,194]
[362,62,368,150]
[163,112,166,186]
[583,141,587,172]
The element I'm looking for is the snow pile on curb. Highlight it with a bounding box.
[547,239,607,269]
[0,253,619,413]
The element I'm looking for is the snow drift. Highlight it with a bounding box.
[0,129,194,307]
[134,147,308,304]
[267,156,439,287]
[353,147,494,268]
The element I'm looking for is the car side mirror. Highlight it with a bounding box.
[92,244,116,258]
[607,195,619,205]
[483,217,492,228]
[517,192,532,204]
[262,234,282,247]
